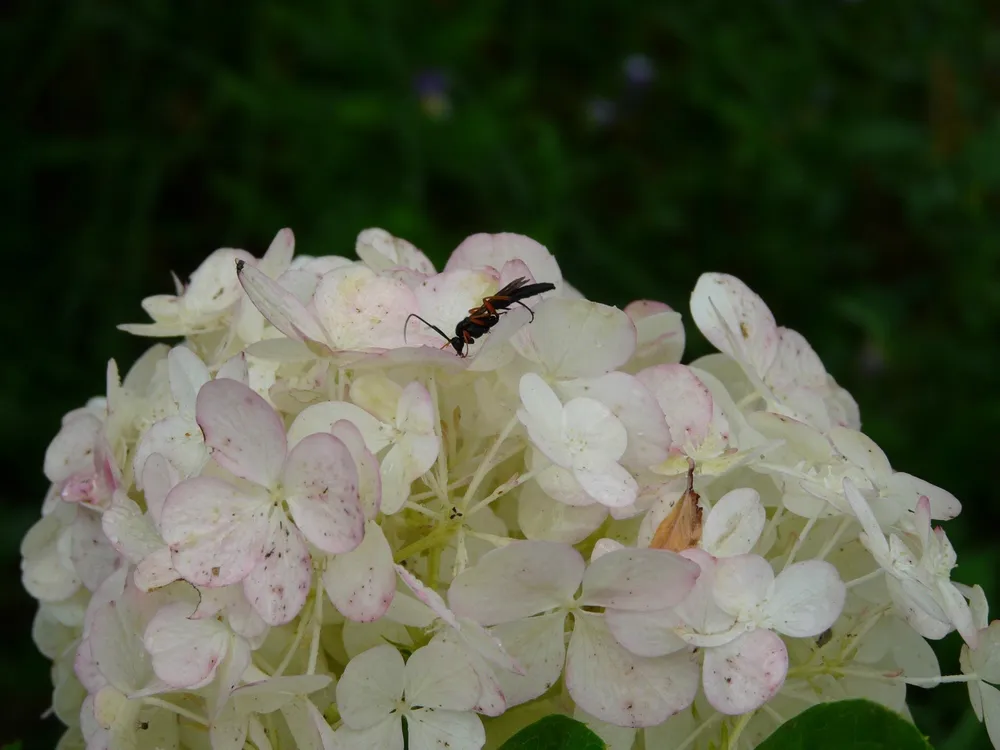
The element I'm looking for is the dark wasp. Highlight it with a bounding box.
[404,277,556,357]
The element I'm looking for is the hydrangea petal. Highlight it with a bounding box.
[324,520,395,622]
[763,560,846,637]
[702,629,787,715]
[161,477,268,587]
[236,259,329,344]
[701,488,765,557]
[143,603,230,689]
[712,554,773,618]
[336,645,404,729]
[167,347,211,418]
[197,379,287,488]
[404,642,480,712]
[407,708,484,750]
[45,413,102,485]
[283,433,364,554]
[242,512,312,625]
[580,548,700,611]
[518,480,608,542]
[490,612,568,707]
[514,299,636,379]
[636,365,713,450]
[314,266,416,350]
[448,541,585,625]
[604,608,688,658]
[287,401,390,454]
[517,374,571,467]
[563,397,628,461]
[566,614,699,728]
[690,273,779,379]
[573,455,638,509]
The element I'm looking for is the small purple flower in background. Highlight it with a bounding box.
[586,97,617,127]
[623,53,656,89]
[413,68,451,119]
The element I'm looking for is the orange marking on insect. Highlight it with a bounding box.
[649,458,703,553]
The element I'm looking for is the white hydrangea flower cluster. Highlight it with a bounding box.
[24,228,1000,750]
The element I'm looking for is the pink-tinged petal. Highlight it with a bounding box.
[456,617,525,675]
[713,554,773,618]
[259,228,295,277]
[71,510,121,592]
[356,228,435,275]
[884,472,962,520]
[518,480,608,542]
[141,453,180,524]
[702,629,788,715]
[132,416,207,484]
[580,548,700,611]
[407,709,484,750]
[337,644,404,728]
[161,477,269,586]
[167,346,211,417]
[701,488,766,558]
[518,375,572,467]
[331,420,382,518]
[763,560,845,637]
[143,602,230,689]
[562,397,628,461]
[44,413,101,484]
[217,353,249,384]
[559,373,671,469]
[448,541,585,626]
[573,455,638,509]
[514,299,636,379]
[396,381,435,433]
[197,379,287,488]
[690,273,779,378]
[243,512,312,625]
[410,269,498,347]
[324,520,395,622]
[490,612,568,707]
[674,549,738,638]
[283,433,364,554]
[314,266,417,350]
[636,365,712,450]
[404,642,480,712]
[605,608,688,658]
[445,233,562,288]
[134,548,180,591]
[237,259,329,344]
[396,565,460,628]
[625,301,686,371]
[287,400,390,453]
[566,614,699,728]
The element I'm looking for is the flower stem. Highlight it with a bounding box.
[816,516,851,561]
[461,415,519,511]
[308,588,323,675]
[844,568,884,589]
[142,698,208,727]
[467,468,539,516]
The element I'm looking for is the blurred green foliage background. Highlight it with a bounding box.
[4,1,1000,748]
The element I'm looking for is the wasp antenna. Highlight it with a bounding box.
[405,314,451,345]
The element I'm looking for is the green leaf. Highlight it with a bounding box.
[2,742,23,750]
[497,715,606,750]
[757,699,934,750]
